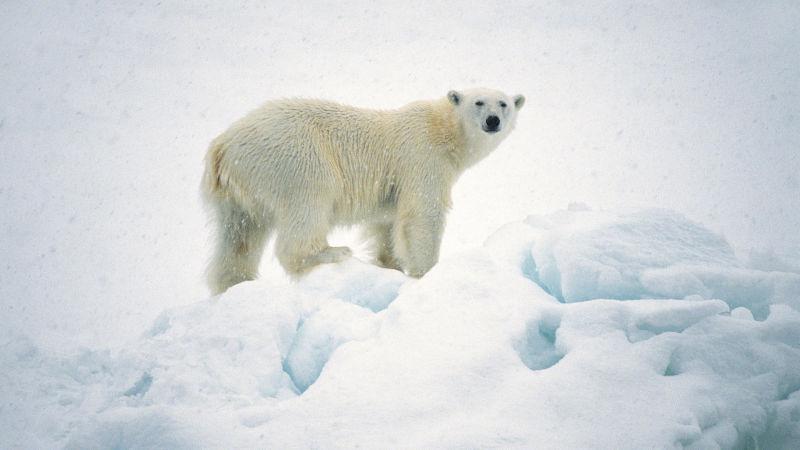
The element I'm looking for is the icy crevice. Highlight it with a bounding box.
[515,317,564,371]
[280,304,379,394]
[123,372,153,397]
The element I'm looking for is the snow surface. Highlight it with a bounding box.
[3,208,799,448]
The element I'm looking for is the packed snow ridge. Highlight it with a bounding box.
[2,207,799,449]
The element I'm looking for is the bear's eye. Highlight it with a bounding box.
[475,101,484,106]
[499,101,507,108]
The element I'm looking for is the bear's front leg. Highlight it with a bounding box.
[393,210,445,278]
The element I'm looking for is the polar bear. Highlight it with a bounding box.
[202,88,525,294]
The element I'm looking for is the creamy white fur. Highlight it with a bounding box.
[202,88,525,294]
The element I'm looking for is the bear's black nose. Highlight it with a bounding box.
[486,115,500,131]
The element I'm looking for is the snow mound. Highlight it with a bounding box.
[2,208,799,449]
[491,208,800,319]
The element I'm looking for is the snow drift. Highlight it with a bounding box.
[2,208,799,449]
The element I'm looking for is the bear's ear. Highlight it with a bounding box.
[513,94,526,110]
[447,90,461,105]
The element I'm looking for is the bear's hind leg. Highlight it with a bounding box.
[275,211,351,276]
[207,198,271,294]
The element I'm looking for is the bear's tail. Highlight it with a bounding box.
[201,138,226,198]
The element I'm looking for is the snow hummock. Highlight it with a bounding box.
[506,207,800,318]
[2,208,799,449]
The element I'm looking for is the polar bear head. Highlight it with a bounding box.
[447,87,525,135]
[446,88,525,165]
